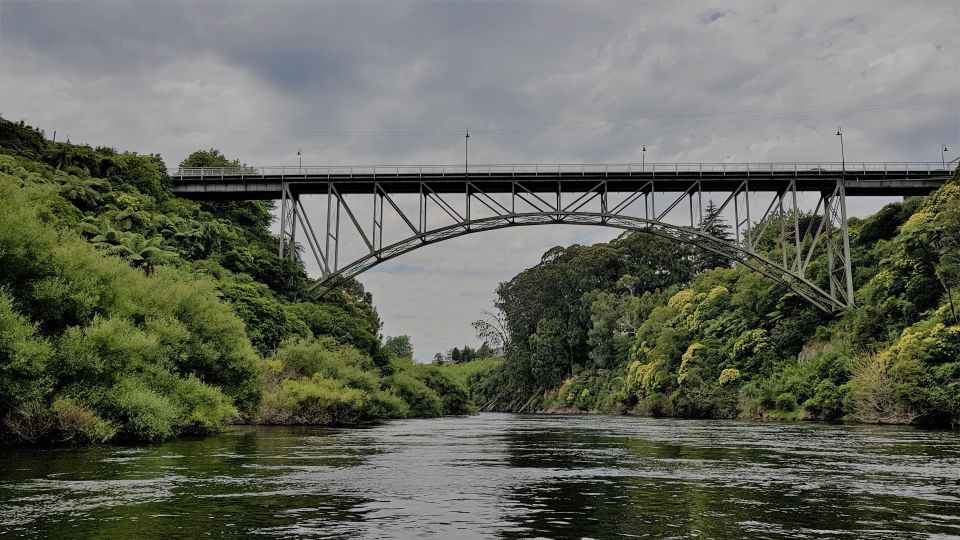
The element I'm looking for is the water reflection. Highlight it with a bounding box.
[1,415,958,538]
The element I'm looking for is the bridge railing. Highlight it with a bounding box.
[170,162,955,179]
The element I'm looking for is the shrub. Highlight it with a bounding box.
[801,380,847,421]
[110,378,179,441]
[172,376,239,435]
[0,292,52,420]
[2,401,54,443]
[402,364,472,415]
[258,376,366,425]
[365,389,410,419]
[846,353,918,424]
[51,397,117,443]
[384,372,443,417]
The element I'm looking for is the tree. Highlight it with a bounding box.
[472,309,510,350]
[106,234,179,274]
[902,190,960,324]
[180,150,273,232]
[587,290,631,369]
[58,176,108,209]
[696,200,734,271]
[529,317,569,389]
[476,342,495,358]
[432,353,444,366]
[162,219,202,257]
[616,274,640,296]
[180,149,240,169]
[384,335,414,359]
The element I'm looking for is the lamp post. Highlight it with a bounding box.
[642,145,646,171]
[465,129,469,177]
[298,148,302,171]
[943,145,949,169]
[836,127,845,173]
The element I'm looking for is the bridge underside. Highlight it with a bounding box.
[172,171,946,199]
[169,163,953,313]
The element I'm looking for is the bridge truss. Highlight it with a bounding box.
[279,176,858,312]
[171,162,954,312]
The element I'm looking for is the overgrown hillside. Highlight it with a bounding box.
[0,117,473,445]
[472,172,960,427]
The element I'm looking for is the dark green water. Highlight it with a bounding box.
[1,414,959,539]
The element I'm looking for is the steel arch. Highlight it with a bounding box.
[303,211,842,312]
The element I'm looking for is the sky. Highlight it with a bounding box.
[1,0,958,361]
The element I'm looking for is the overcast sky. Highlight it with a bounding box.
[2,1,958,360]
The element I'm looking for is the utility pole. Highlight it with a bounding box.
[465,129,470,178]
[836,127,845,173]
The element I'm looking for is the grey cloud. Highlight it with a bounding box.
[1,0,958,359]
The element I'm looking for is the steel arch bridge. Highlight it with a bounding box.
[170,162,954,312]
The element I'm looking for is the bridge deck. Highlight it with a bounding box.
[169,163,954,199]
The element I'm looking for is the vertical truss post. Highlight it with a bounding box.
[697,180,703,229]
[279,182,288,257]
[324,183,338,276]
[419,182,426,232]
[791,180,802,273]
[372,185,384,251]
[838,181,855,304]
[650,181,656,220]
[289,192,298,258]
[824,191,836,300]
[601,181,608,216]
[278,182,298,259]
[778,191,788,268]
[743,180,752,248]
[733,190,740,244]
[556,181,561,222]
[333,189,341,271]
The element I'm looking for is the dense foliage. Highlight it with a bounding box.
[0,117,473,445]
[473,174,960,427]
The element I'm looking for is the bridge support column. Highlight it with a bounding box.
[819,180,856,310]
[279,183,298,258]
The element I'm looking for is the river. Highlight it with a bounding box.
[1,413,959,539]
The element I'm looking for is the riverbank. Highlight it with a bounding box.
[0,119,476,446]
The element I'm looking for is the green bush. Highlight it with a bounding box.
[0,292,52,421]
[259,376,367,425]
[110,378,179,441]
[171,376,240,435]
[384,372,443,418]
[403,363,472,415]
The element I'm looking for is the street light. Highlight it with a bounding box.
[297,148,302,171]
[465,129,470,177]
[642,145,646,170]
[943,145,949,169]
[836,127,845,173]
